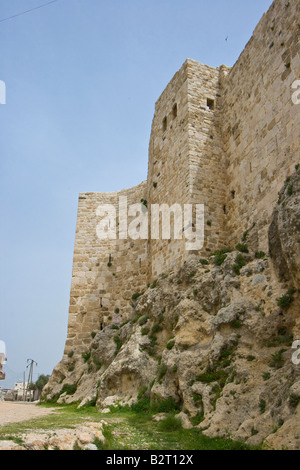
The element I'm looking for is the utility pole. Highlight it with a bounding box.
[23,371,26,401]
[25,359,37,402]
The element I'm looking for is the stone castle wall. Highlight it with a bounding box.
[221,0,300,251]
[64,182,148,355]
[62,0,299,356]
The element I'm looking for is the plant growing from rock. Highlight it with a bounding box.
[277,289,296,310]
[236,243,249,253]
[232,254,247,275]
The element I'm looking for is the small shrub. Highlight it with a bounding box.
[289,394,300,409]
[113,335,122,355]
[207,220,212,226]
[232,253,247,275]
[91,332,96,339]
[246,355,256,362]
[107,262,112,267]
[200,259,209,266]
[241,230,249,242]
[150,279,158,289]
[255,251,266,259]
[114,308,120,314]
[269,349,286,369]
[267,328,293,347]
[188,271,196,279]
[259,399,266,414]
[196,367,228,386]
[157,415,182,432]
[141,327,149,336]
[158,313,164,323]
[157,364,167,382]
[132,291,144,301]
[68,350,74,358]
[139,314,150,326]
[61,383,77,396]
[214,251,228,266]
[277,289,295,310]
[263,372,271,381]
[166,340,175,350]
[92,357,102,371]
[152,323,163,334]
[287,184,293,196]
[236,243,249,253]
[82,351,91,363]
[231,320,242,329]
[190,413,204,426]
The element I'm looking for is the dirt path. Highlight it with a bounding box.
[0,402,57,426]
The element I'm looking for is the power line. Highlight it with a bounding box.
[0,0,61,24]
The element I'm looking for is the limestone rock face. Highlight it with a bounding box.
[44,246,300,449]
[0,422,107,451]
[269,169,300,288]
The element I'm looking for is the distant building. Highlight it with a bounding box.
[0,340,6,381]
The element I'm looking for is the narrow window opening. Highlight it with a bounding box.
[100,322,103,331]
[162,116,167,132]
[100,297,103,308]
[223,205,227,214]
[108,254,112,263]
[207,98,215,110]
[172,103,177,118]
[139,258,141,268]
[231,190,235,199]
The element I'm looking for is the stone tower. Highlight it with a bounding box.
[62,0,300,359]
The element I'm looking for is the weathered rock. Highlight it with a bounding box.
[43,250,300,449]
[269,169,300,288]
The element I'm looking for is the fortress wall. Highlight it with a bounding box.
[221,0,300,252]
[186,60,229,253]
[146,59,230,279]
[147,61,192,278]
[64,181,148,356]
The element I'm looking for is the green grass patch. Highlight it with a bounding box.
[0,402,257,451]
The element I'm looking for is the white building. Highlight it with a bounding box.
[0,340,6,380]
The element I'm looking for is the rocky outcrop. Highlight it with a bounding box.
[269,168,300,288]
[0,421,107,450]
[43,246,300,449]
[42,172,300,450]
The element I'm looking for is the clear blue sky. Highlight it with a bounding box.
[0,0,273,388]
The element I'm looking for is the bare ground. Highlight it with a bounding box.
[0,402,56,426]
